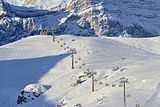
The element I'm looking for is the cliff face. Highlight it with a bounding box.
[0,0,65,45]
[66,0,160,37]
[66,0,107,37]
[0,0,160,45]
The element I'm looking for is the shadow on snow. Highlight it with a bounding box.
[0,53,69,87]
[0,53,70,106]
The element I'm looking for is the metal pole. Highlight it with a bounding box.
[124,81,126,106]
[92,74,94,92]
[52,36,55,42]
[71,51,74,69]
[70,49,76,70]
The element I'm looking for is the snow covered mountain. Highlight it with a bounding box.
[1,1,160,107]
[65,0,160,37]
[0,0,160,45]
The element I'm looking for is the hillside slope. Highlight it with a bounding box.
[0,35,160,107]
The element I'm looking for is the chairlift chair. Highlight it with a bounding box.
[112,84,116,87]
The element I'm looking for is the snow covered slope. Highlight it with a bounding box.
[1,0,160,45]
[5,0,64,10]
[0,35,160,107]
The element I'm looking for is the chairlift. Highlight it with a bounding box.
[119,84,123,87]
[40,29,48,35]
[82,63,86,66]
[79,66,82,69]
[94,79,98,82]
[127,94,131,98]
[70,48,77,54]
[78,58,81,60]
[72,39,76,41]
[105,83,109,86]
[99,81,103,85]
[67,47,70,49]
[112,84,116,87]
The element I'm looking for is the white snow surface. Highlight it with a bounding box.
[5,0,64,10]
[0,35,160,107]
[23,84,47,94]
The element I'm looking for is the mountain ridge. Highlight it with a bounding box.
[0,0,160,45]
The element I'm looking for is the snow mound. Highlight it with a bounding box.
[23,84,47,94]
[17,84,47,105]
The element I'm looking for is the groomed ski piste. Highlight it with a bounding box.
[0,35,160,107]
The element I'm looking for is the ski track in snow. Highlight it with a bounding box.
[143,82,160,107]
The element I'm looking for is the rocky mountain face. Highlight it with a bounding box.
[0,0,64,45]
[0,0,160,45]
[66,0,160,37]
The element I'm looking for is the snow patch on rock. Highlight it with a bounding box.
[17,84,47,105]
